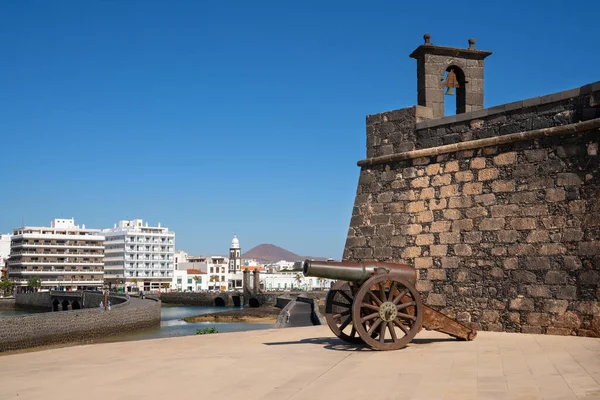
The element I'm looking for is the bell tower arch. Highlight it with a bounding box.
[410,34,492,119]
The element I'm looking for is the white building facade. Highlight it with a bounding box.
[102,219,175,292]
[7,218,105,291]
[0,234,11,265]
[261,272,332,292]
[173,269,208,292]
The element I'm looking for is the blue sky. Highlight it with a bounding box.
[1,0,598,258]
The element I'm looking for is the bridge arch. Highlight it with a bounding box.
[52,299,60,312]
[71,300,81,310]
[248,298,260,308]
[214,297,226,307]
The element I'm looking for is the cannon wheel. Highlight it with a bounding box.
[352,273,423,350]
[325,280,363,344]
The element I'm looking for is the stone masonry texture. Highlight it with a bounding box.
[345,83,600,337]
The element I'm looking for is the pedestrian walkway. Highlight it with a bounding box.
[1,326,599,400]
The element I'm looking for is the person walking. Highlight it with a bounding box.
[108,300,112,311]
[99,302,104,312]
[286,309,291,324]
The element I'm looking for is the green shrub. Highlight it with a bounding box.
[196,327,219,335]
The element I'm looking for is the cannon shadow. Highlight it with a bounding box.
[263,335,456,352]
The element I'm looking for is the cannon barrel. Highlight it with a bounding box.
[303,259,416,285]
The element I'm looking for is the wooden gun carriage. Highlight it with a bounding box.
[303,259,477,351]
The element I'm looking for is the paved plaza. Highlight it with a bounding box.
[1,326,599,400]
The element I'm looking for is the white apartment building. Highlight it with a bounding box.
[102,219,174,292]
[173,269,208,292]
[0,234,11,265]
[261,272,332,292]
[7,218,104,291]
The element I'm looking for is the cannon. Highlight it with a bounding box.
[303,259,477,351]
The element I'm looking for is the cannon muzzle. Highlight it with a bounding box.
[302,259,416,285]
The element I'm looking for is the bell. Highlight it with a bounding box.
[445,87,455,96]
[442,68,459,96]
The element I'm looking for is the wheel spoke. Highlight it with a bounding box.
[337,290,353,302]
[361,303,379,312]
[333,309,351,320]
[397,312,417,321]
[339,315,352,331]
[360,311,379,323]
[367,318,382,336]
[387,281,397,302]
[388,322,398,342]
[379,321,386,343]
[332,300,351,308]
[396,301,416,311]
[392,289,409,305]
[393,318,409,335]
[367,290,383,306]
[350,326,356,338]
[378,283,386,302]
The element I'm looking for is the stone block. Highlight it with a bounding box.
[430,245,448,256]
[509,192,537,204]
[456,311,471,323]
[474,193,496,206]
[439,184,458,198]
[463,182,483,195]
[488,267,505,279]
[390,236,407,247]
[442,257,460,269]
[526,230,549,243]
[455,171,474,182]
[563,256,582,271]
[416,211,434,223]
[410,176,430,188]
[557,173,583,186]
[491,247,506,256]
[429,198,447,210]
[388,202,405,213]
[539,243,567,255]
[425,163,441,175]
[504,258,518,270]
[444,160,459,172]
[439,232,461,244]
[354,248,374,258]
[524,149,547,162]
[579,242,600,255]
[491,205,519,218]
[497,230,518,243]
[432,174,452,187]
[579,270,600,285]
[374,247,392,258]
[415,234,435,246]
[451,219,474,232]
[479,218,505,231]
[576,301,600,315]
[426,293,446,306]
[465,206,488,218]
[482,310,499,323]
[509,312,520,323]
[470,158,486,169]
[419,187,435,199]
[442,209,462,220]
[415,257,433,269]
[448,196,472,208]
[527,313,551,326]
[478,168,500,182]
[510,297,535,311]
[510,218,536,230]
[377,192,394,203]
[508,244,535,256]
[493,152,517,165]
[544,270,567,284]
[521,326,543,334]
[407,201,426,213]
[371,215,391,225]
[492,180,516,193]
[556,286,577,300]
[512,270,537,283]
[543,299,569,314]
[456,270,469,281]
[462,231,482,243]
[453,244,472,256]
[430,221,451,233]
[545,188,566,202]
[541,216,566,229]
[416,280,433,292]
[569,200,587,215]
[401,246,421,258]
[521,205,548,216]
[427,269,446,280]
[562,229,583,242]
[526,285,552,298]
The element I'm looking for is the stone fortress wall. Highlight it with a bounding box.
[343,35,600,337]
[0,292,161,352]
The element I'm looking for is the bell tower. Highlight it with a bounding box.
[409,34,492,119]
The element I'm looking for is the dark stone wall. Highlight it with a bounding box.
[345,83,600,337]
[0,297,161,352]
[15,292,52,310]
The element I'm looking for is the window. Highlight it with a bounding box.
[187,278,192,284]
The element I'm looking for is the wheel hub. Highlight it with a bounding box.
[379,301,397,322]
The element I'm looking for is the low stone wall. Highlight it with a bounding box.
[158,292,240,306]
[0,297,161,352]
[0,298,16,310]
[297,296,326,326]
[15,292,52,310]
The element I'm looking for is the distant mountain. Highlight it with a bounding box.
[242,244,330,264]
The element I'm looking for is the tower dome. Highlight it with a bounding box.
[231,234,240,249]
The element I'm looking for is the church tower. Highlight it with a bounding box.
[229,234,241,273]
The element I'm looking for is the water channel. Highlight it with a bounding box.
[0,304,275,343]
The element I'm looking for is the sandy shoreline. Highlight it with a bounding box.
[182,306,281,324]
